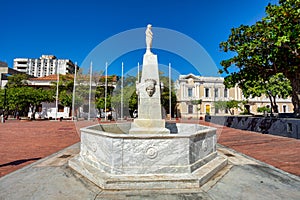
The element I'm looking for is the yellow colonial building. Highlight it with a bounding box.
[175,74,293,119]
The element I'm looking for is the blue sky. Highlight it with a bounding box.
[0,0,278,78]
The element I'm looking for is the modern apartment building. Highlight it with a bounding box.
[176,74,294,118]
[13,55,76,77]
[0,61,29,88]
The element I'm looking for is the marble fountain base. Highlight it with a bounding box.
[68,122,227,190]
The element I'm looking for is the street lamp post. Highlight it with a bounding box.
[2,85,8,123]
[4,85,7,109]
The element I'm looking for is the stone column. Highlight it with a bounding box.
[129,53,170,134]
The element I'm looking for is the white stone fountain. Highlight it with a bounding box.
[69,24,227,190]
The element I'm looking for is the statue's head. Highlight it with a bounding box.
[145,79,156,97]
[147,24,152,28]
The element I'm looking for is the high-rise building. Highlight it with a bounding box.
[13,55,76,77]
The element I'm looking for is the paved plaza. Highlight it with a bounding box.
[0,119,299,199]
[1,119,299,177]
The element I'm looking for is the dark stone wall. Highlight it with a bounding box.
[205,115,300,139]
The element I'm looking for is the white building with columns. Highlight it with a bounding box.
[13,55,76,78]
[176,74,293,118]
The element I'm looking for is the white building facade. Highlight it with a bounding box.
[14,55,76,77]
[176,74,294,118]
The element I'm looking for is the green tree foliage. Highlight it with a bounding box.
[56,74,74,108]
[75,70,90,107]
[160,73,177,117]
[257,106,271,114]
[6,74,29,88]
[3,74,54,117]
[219,0,300,114]
[214,101,227,112]
[111,75,137,118]
[49,74,76,117]
[214,100,243,115]
[242,73,292,113]
[98,72,177,118]
[96,75,118,117]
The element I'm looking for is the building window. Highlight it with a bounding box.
[58,104,64,112]
[188,88,192,97]
[188,105,193,114]
[224,88,228,98]
[283,105,287,113]
[215,88,218,98]
[205,88,209,97]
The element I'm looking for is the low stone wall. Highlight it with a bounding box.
[205,115,300,139]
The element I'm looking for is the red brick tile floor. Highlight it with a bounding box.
[200,120,300,177]
[0,119,299,178]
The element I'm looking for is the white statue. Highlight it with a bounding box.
[145,24,153,54]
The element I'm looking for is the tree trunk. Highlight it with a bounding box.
[268,94,274,115]
[289,76,300,116]
[272,96,279,113]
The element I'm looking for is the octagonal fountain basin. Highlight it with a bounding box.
[69,122,227,190]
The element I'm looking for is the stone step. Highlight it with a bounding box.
[69,154,228,190]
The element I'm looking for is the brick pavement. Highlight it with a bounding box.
[0,119,299,178]
[201,121,300,177]
[0,120,82,177]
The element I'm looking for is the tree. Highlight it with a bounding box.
[214,101,227,113]
[242,73,292,113]
[6,74,29,88]
[109,72,177,118]
[49,74,75,117]
[219,0,300,115]
[111,75,137,118]
[257,106,271,115]
[160,73,177,118]
[3,74,54,118]
[75,69,91,116]
[27,88,55,119]
[214,100,243,115]
[96,75,118,117]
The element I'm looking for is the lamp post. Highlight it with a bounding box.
[4,85,7,108]
[2,84,8,122]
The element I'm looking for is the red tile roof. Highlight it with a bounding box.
[29,74,59,81]
[29,74,74,81]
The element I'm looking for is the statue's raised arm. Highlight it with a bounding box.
[145,24,153,54]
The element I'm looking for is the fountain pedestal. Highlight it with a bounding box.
[129,53,170,134]
[69,123,227,190]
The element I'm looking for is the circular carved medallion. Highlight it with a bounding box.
[146,146,158,159]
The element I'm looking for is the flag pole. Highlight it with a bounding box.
[104,62,108,121]
[137,62,140,83]
[169,63,171,120]
[72,62,77,120]
[88,62,92,121]
[121,62,124,120]
[55,60,59,121]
